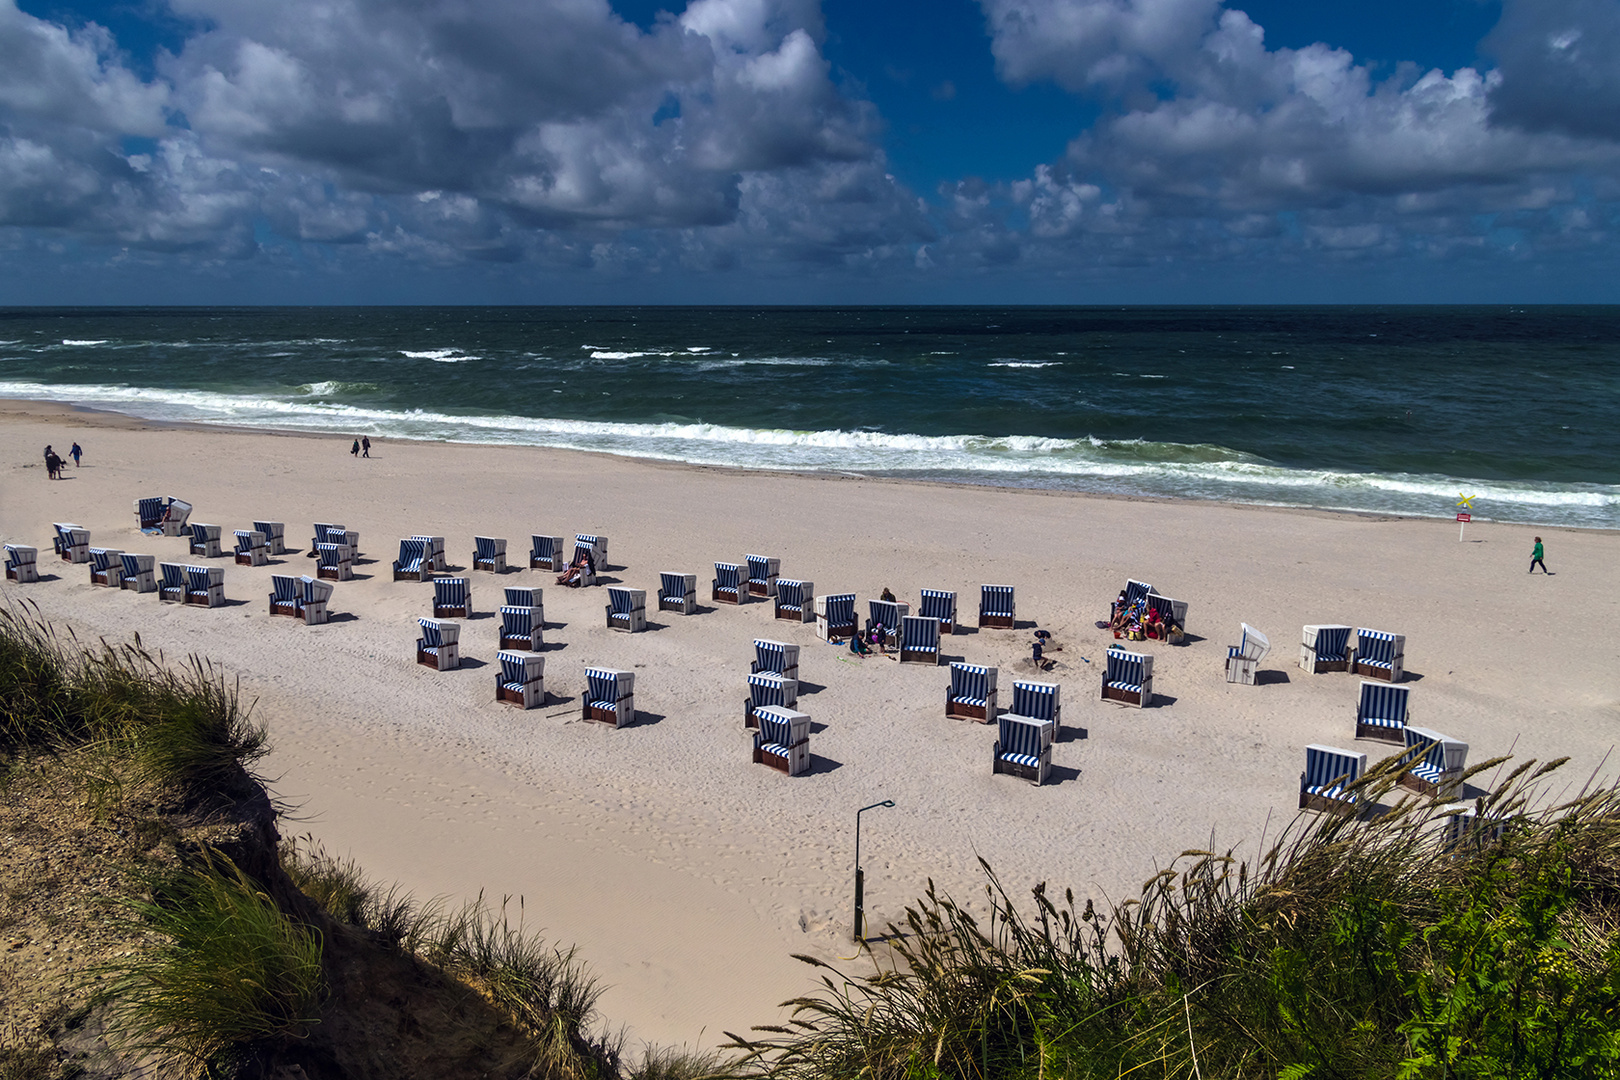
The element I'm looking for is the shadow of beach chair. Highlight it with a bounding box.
[157,562,186,604]
[530,534,566,572]
[315,542,354,581]
[1010,678,1061,735]
[496,650,545,709]
[416,618,461,671]
[4,544,39,584]
[393,538,434,582]
[946,662,998,723]
[992,714,1052,786]
[978,584,1015,629]
[233,530,267,567]
[919,589,957,635]
[1300,624,1353,674]
[433,577,472,619]
[746,672,798,728]
[88,547,124,588]
[605,587,647,633]
[1355,680,1411,743]
[119,553,155,593]
[1225,623,1270,685]
[1101,647,1153,707]
[817,593,857,641]
[1398,726,1467,799]
[899,615,940,666]
[1353,628,1406,682]
[659,572,697,615]
[582,667,635,727]
[253,520,286,556]
[53,523,90,564]
[184,565,224,608]
[473,536,507,574]
[712,562,745,605]
[752,706,810,776]
[774,578,814,623]
[1299,745,1367,813]
[746,554,780,598]
[750,639,800,683]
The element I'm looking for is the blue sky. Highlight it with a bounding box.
[1,0,1617,303]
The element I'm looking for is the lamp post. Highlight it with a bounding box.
[853,799,895,944]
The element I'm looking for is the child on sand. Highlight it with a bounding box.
[1529,537,1551,574]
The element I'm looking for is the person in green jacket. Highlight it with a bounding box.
[1529,537,1551,574]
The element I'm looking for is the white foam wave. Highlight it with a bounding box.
[589,350,649,360]
[61,339,107,346]
[687,346,711,353]
[988,361,1058,369]
[401,349,475,362]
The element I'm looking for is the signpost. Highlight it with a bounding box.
[1456,494,1475,541]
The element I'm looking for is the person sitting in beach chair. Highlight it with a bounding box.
[556,548,595,588]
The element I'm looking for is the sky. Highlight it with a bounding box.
[1,0,1619,303]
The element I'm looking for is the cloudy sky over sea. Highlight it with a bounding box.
[3,0,1619,302]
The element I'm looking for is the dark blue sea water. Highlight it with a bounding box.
[2,306,1616,528]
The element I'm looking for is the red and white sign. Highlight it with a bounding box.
[1456,513,1472,523]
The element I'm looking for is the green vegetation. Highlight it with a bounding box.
[731,758,1620,1079]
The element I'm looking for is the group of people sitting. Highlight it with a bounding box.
[1109,591,1179,642]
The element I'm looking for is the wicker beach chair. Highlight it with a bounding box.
[712,562,745,605]
[581,667,635,728]
[530,534,566,572]
[412,535,447,572]
[500,605,543,651]
[750,639,800,683]
[575,534,608,569]
[817,593,858,641]
[1399,726,1467,798]
[157,562,186,604]
[1353,628,1406,683]
[88,547,124,587]
[774,579,814,623]
[1355,680,1411,743]
[4,544,39,584]
[605,587,647,633]
[1299,745,1367,813]
[503,586,544,627]
[119,553,155,593]
[433,577,472,619]
[898,615,940,666]
[978,584,1015,629]
[1009,679,1062,735]
[566,539,599,587]
[299,576,332,624]
[1300,625,1353,674]
[311,523,346,551]
[867,599,909,647]
[473,536,507,574]
[415,618,461,671]
[752,706,810,776]
[918,589,957,635]
[234,530,267,567]
[134,497,166,533]
[1144,592,1187,644]
[992,714,1052,786]
[53,524,90,564]
[269,575,301,618]
[1101,647,1153,707]
[1123,579,1154,608]
[659,572,697,615]
[158,500,192,537]
[184,565,224,608]
[315,542,353,581]
[136,497,190,536]
[745,672,799,728]
[945,662,998,722]
[1441,806,1508,853]
[495,650,545,709]
[188,523,222,559]
[253,520,287,556]
[393,538,434,582]
[1225,623,1270,685]
[745,554,780,598]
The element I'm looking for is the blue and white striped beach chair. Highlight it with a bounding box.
[745,672,799,728]
[315,542,353,581]
[819,593,858,641]
[504,586,543,625]
[1144,593,1187,644]
[135,497,166,533]
[530,534,566,572]
[1226,623,1270,685]
[1010,679,1061,734]
[234,530,267,567]
[605,587,647,633]
[575,534,608,569]
[473,536,508,574]
[899,615,940,666]
[253,520,286,556]
[495,650,545,709]
[311,523,345,550]
[750,639,801,683]
[1355,680,1411,743]
[1123,579,1154,608]
[582,667,635,728]
[88,547,124,587]
[4,544,39,584]
[1299,745,1367,812]
[1101,647,1153,708]
[433,577,472,619]
[992,714,1052,786]
[752,706,811,776]
[1300,625,1353,674]
[712,562,745,605]
[1353,628,1405,683]
[393,538,434,582]
[412,535,446,572]
[1399,726,1467,798]
[979,584,1015,629]
[659,572,697,615]
[53,523,90,564]
[946,662,998,722]
[1441,806,1508,853]
[774,578,814,623]
[868,599,909,646]
[184,565,224,608]
[300,576,332,625]
[746,554,780,598]
[157,562,186,603]
[919,589,957,635]
[416,618,461,671]
[159,499,192,537]
[119,553,155,593]
[188,523,222,559]
[500,605,544,650]
[269,575,301,618]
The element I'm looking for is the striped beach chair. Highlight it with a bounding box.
[234,530,267,567]
[119,553,156,593]
[415,618,461,671]
[135,497,166,533]
[946,662,998,723]
[184,565,225,608]
[411,535,446,572]
[818,593,857,641]
[1300,624,1353,674]
[269,575,301,618]
[1353,628,1405,683]
[253,520,287,555]
[868,599,909,646]
[300,576,332,625]
[4,544,39,584]
[503,586,544,626]
[581,667,635,728]
[750,639,800,683]
[473,536,507,574]
[1123,579,1154,608]
[1355,680,1411,743]
[1299,745,1367,813]
[575,533,608,569]
[53,523,90,564]
[659,572,697,615]
[1144,593,1187,644]
[745,554,780,598]
[992,714,1052,786]
[393,538,433,582]
[774,579,814,623]
[919,589,957,635]
[605,587,647,633]
[745,672,798,728]
[1441,806,1508,853]
[978,584,1015,629]
[315,542,353,581]
[712,562,745,605]
[433,577,472,619]
[157,562,186,604]
[898,615,940,666]
[311,523,346,551]
[530,534,566,572]
[752,706,810,776]
[160,499,192,537]
[500,605,543,650]
[1399,726,1467,798]
[1101,647,1153,708]
[188,523,223,559]
[1225,623,1270,685]
[88,547,124,587]
[1010,679,1061,734]
[495,650,545,709]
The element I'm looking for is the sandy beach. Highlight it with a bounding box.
[2,398,1617,1052]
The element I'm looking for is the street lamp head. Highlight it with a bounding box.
[880,800,895,808]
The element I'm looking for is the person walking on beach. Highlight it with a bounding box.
[45,448,64,480]
[361,436,371,458]
[69,442,82,467]
[1529,536,1552,574]
[351,438,360,458]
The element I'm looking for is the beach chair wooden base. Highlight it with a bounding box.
[235,550,267,567]
[184,592,222,608]
[1298,791,1357,814]
[584,703,630,728]
[1353,661,1402,682]
[317,565,351,581]
[394,567,434,582]
[774,605,812,623]
[497,684,543,709]
[992,752,1048,787]
[1225,656,1259,685]
[434,604,471,619]
[158,588,184,604]
[1398,772,1460,799]
[474,556,507,574]
[1102,685,1147,707]
[754,742,808,776]
[531,555,562,572]
[301,603,328,626]
[712,587,743,605]
[417,645,459,671]
[90,569,122,588]
[7,567,39,584]
[660,597,695,614]
[1355,722,1406,744]
[979,614,1014,629]
[270,600,299,618]
[899,647,938,666]
[946,696,992,723]
[823,620,856,642]
[745,702,762,729]
[1299,645,1350,673]
[938,618,956,636]
[500,633,542,651]
[189,543,221,559]
[161,521,186,538]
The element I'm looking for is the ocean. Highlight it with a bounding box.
[2,306,1616,529]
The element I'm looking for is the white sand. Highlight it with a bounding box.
[3,399,1618,1051]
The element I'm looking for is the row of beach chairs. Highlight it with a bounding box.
[1300,624,1406,681]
